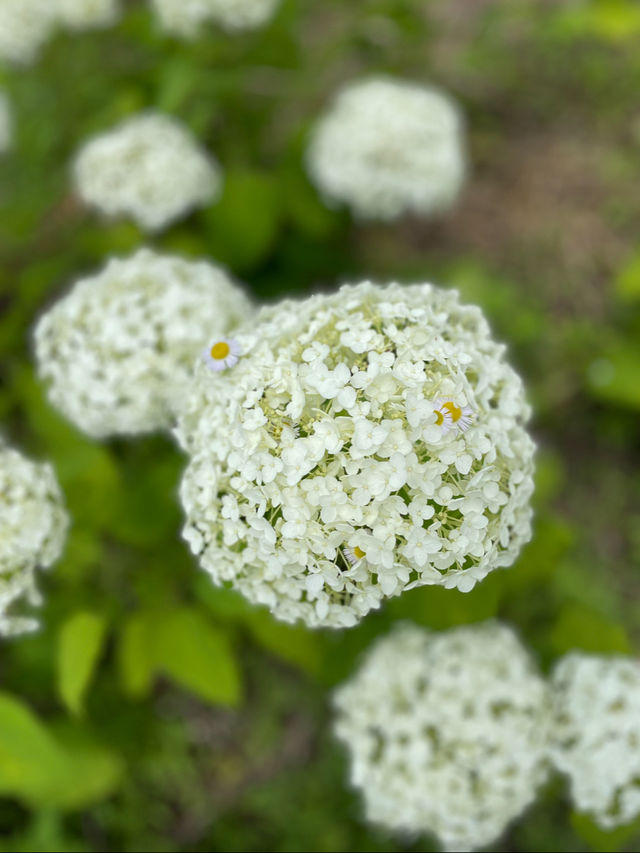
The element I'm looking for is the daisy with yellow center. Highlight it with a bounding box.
[203,338,242,372]
[433,397,474,433]
[345,545,366,565]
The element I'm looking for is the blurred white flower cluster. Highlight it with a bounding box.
[0,0,57,65]
[333,622,551,851]
[150,0,280,37]
[307,77,466,221]
[56,0,120,30]
[35,249,251,438]
[550,652,640,829]
[0,444,69,637]
[72,112,222,231]
[177,281,535,628]
[0,91,11,153]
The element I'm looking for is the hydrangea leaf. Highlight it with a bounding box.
[154,607,242,707]
[551,603,631,656]
[571,811,640,853]
[57,610,108,716]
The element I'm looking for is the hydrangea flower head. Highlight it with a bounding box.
[34,249,252,438]
[307,76,466,221]
[56,0,121,29]
[177,281,535,628]
[333,622,551,851]
[0,444,69,637]
[72,112,221,232]
[150,0,280,37]
[550,652,640,829]
[0,0,57,65]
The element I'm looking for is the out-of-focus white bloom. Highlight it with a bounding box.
[550,652,640,829]
[150,0,280,37]
[55,0,121,29]
[0,443,69,637]
[35,249,252,438]
[72,112,222,232]
[177,281,535,629]
[333,622,551,851]
[0,0,57,65]
[0,92,11,153]
[307,76,466,221]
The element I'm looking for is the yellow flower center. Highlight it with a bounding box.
[210,341,230,360]
[353,546,366,560]
[434,409,444,426]
[441,401,463,422]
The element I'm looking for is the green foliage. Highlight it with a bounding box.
[571,811,640,853]
[57,611,108,716]
[0,0,639,850]
[0,694,122,811]
[118,607,242,707]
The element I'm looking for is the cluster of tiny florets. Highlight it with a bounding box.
[333,622,551,851]
[34,249,252,438]
[72,112,221,231]
[56,0,121,30]
[549,652,640,829]
[150,0,280,37]
[0,0,57,65]
[307,76,466,221]
[177,281,535,628]
[0,444,69,636]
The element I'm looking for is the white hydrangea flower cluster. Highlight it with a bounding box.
[55,0,121,30]
[0,0,57,65]
[0,91,11,153]
[333,622,551,851]
[35,249,252,438]
[177,281,535,629]
[0,444,69,637]
[72,112,222,232]
[307,76,466,221]
[549,652,640,829]
[150,0,280,37]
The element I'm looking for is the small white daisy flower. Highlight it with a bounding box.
[344,545,366,565]
[203,338,242,372]
[433,397,474,433]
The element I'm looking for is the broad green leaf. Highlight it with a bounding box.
[551,602,631,656]
[571,810,640,853]
[155,608,242,707]
[202,170,282,270]
[586,344,640,410]
[387,572,502,630]
[615,250,640,302]
[51,727,124,811]
[57,611,108,716]
[117,612,156,699]
[0,693,67,805]
[245,610,324,676]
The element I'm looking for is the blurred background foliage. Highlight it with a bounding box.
[1,0,640,850]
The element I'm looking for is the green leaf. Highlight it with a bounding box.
[586,344,640,410]
[117,612,156,699]
[202,169,282,271]
[155,608,242,707]
[57,611,108,716]
[0,693,67,805]
[615,250,640,302]
[571,810,640,853]
[551,602,631,656]
[245,610,324,677]
[51,727,123,811]
[387,573,502,630]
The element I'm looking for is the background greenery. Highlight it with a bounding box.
[1,0,640,850]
